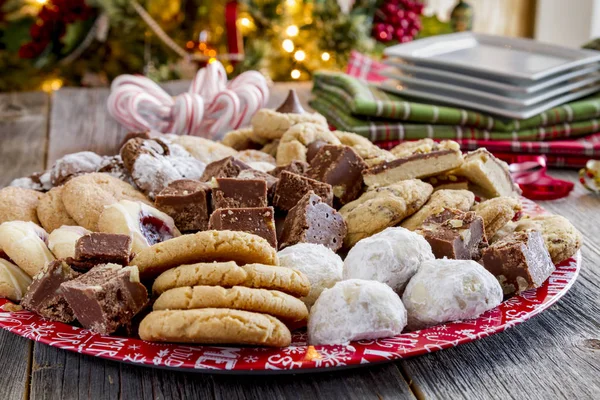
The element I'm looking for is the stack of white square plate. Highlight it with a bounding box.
[380,32,600,119]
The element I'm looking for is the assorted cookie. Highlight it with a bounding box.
[0,96,582,348]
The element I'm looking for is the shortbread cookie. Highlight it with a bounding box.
[276,122,341,165]
[139,308,291,347]
[121,138,206,198]
[333,131,395,167]
[152,261,310,297]
[131,230,278,278]
[339,179,433,247]
[0,259,32,301]
[402,259,503,330]
[154,285,309,325]
[390,138,436,158]
[251,107,328,141]
[221,128,267,150]
[453,148,521,198]
[98,200,180,254]
[514,215,582,263]
[0,221,54,277]
[168,135,238,164]
[343,227,434,294]
[425,173,470,191]
[50,151,104,186]
[36,186,77,232]
[401,189,475,231]
[237,149,276,165]
[260,140,280,158]
[0,187,42,225]
[61,173,149,231]
[363,140,464,187]
[473,197,522,238]
[277,243,343,308]
[308,279,407,345]
[48,226,90,259]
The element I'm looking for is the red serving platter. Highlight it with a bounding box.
[0,199,581,374]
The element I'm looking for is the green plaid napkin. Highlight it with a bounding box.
[311,71,600,137]
[310,86,600,142]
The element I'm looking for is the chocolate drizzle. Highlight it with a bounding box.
[276,90,305,114]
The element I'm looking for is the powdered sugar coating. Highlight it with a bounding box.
[277,243,343,308]
[308,279,407,345]
[402,258,503,330]
[50,151,104,186]
[132,153,205,198]
[10,171,53,192]
[343,227,434,294]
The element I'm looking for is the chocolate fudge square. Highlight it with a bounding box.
[273,171,333,211]
[200,156,251,182]
[61,264,148,335]
[21,260,81,323]
[237,169,279,201]
[269,160,310,178]
[209,207,277,248]
[480,230,555,295]
[155,179,211,232]
[307,145,367,205]
[419,208,487,260]
[279,192,347,251]
[212,178,268,210]
[75,233,133,266]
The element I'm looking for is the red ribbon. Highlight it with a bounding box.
[225,1,242,65]
[508,155,573,200]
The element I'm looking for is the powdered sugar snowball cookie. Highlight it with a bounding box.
[98,200,181,254]
[121,138,206,198]
[10,171,53,192]
[0,259,32,301]
[48,226,91,259]
[343,227,434,295]
[277,243,343,308]
[308,279,407,345]
[402,258,503,331]
[50,151,105,186]
[0,221,55,277]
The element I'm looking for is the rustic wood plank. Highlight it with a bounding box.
[0,91,48,400]
[401,171,600,399]
[0,91,49,185]
[212,363,415,400]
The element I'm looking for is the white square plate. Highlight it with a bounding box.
[378,80,600,119]
[379,67,600,106]
[383,32,600,83]
[383,58,600,95]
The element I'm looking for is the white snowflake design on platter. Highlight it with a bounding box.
[282,345,304,355]
[123,353,147,363]
[243,356,259,363]
[17,323,56,341]
[314,347,354,368]
[152,349,170,365]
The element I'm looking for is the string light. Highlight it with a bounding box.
[286,25,299,37]
[208,57,217,64]
[294,50,305,61]
[41,79,63,92]
[282,39,294,53]
[226,64,234,73]
[321,52,330,61]
[291,69,301,79]
[239,17,251,27]
[35,0,48,4]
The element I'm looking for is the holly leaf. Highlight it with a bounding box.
[1,17,34,51]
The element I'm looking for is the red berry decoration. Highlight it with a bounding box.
[19,0,93,59]
[372,0,424,44]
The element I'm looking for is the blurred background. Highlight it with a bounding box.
[0,0,598,92]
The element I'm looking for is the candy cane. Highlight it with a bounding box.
[107,61,269,138]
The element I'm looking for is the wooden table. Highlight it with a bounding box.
[0,83,599,400]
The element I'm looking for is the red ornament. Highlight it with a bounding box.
[372,0,424,43]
